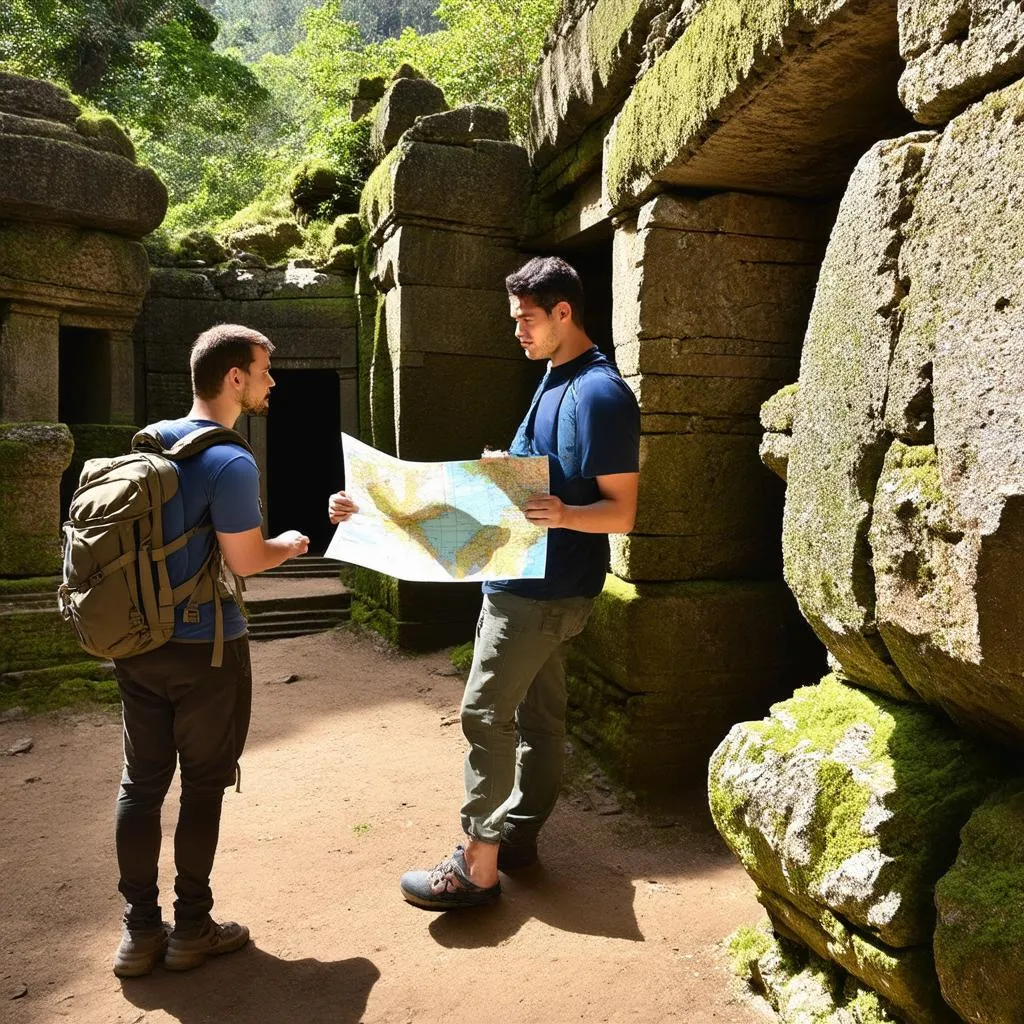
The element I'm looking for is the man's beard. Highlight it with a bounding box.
[240,393,269,416]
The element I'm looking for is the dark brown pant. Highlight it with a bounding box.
[113,637,252,931]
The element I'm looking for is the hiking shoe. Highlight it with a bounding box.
[112,921,171,978]
[164,918,250,971]
[498,836,538,872]
[400,845,501,910]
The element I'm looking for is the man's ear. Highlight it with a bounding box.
[554,300,573,323]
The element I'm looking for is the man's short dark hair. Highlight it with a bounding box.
[190,324,274,400]
[506,256,585,326]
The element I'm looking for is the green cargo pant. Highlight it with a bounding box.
[460,591,594,843]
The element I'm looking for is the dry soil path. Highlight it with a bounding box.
[0,626,768,1024]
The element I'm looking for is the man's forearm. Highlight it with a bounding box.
[559,499,635,535]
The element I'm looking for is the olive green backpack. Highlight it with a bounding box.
[58,425,251,668]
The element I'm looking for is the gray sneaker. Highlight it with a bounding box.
[400,845,501,910]
[164,918,250,972]
[112,922,171,978]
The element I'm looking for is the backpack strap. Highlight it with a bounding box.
[131,424,254,460]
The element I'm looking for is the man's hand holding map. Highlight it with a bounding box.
[325,434,549,583]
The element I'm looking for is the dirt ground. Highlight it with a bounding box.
[0,625,770,1024]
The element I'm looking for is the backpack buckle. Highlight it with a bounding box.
[183,605,200,624]
[89,571,104,588]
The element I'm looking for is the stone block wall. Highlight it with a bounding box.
[711,3,1024,1019]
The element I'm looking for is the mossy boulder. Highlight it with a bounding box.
[330,214,363,247]
[227,220,303,263]
[709,673,1006,948]
[351,75,387,121]
[0,73,167,236]
[74,112,135,161]
[933,780,1024,1024]
[730,924,907,1024]
[289,159,362,224]
[864,77,1024,746]
[370,77,448,161]
[782,134,935,703]
[174,229,229,265]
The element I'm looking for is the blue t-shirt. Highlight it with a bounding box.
[485,347,640,600]
[149,418,262,641]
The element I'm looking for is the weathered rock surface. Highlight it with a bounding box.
[710,675,1004,949]
[0,423,74,575]
[0,75,166,236]
[870,78,1024,744]
[604,0,914,210]
[739,929,907,1024]
[898,0,1024,125]
[528,0,671,171]
[783,134,935,703]
[934,780,1024,1024]
[370,77,448,161]
[404,105,509,146]
[361,140,530,241]
[228,220,303,262]
[759,383,799,482]
[756,888,958,1024]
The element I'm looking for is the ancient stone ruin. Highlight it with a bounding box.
[3,2,1024,1017]
[0,72,166,683]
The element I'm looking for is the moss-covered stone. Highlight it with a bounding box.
[289,158,362,223]
[0,608,84,674]
[756,888,956,1024]
[782,133,934,703]
[75,111,135,161]
[0,658,118,712]
[0,423,74,576]
[341,566,479,651]
[709,674,1006,949]
[761,382,800,434]
[604,0,910,208]
[227,220,303,263]
[933,779,1024,1024]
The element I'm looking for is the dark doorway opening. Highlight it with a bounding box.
[266,369,342,554]
[59,327,110,423]
[558,234,614,364]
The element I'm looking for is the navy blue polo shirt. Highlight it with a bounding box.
[149,418,262,641]
[485,347,640,600]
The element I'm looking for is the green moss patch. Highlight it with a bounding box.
[0,659,118,713]
[606,0,845,208]
[933,780,1024,1023]
[710,673,1007,946]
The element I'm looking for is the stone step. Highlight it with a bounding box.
[257,557,341,579]
[245,592,349,615]
[248,613,349,640]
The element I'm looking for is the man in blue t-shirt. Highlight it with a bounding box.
[112,324,310,977]
[397,256,640,910]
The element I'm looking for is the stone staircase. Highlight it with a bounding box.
[245,557,350,642]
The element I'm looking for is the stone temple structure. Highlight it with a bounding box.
[4,1,1024,1016]
[0,73,166,681]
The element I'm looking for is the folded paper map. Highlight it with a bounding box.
[324,434,549,583]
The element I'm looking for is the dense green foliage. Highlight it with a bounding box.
[0,0,559,246]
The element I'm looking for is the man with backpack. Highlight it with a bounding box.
[395,256,641,909]
[105,324,309,975]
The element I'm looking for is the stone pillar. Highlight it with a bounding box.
[572,191,830,786]
[353,104,536,648]
[0,422,73,575]
[107,328,135,424]
[0,304,59,422]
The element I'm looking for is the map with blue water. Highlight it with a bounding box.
[324,434,548,583]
